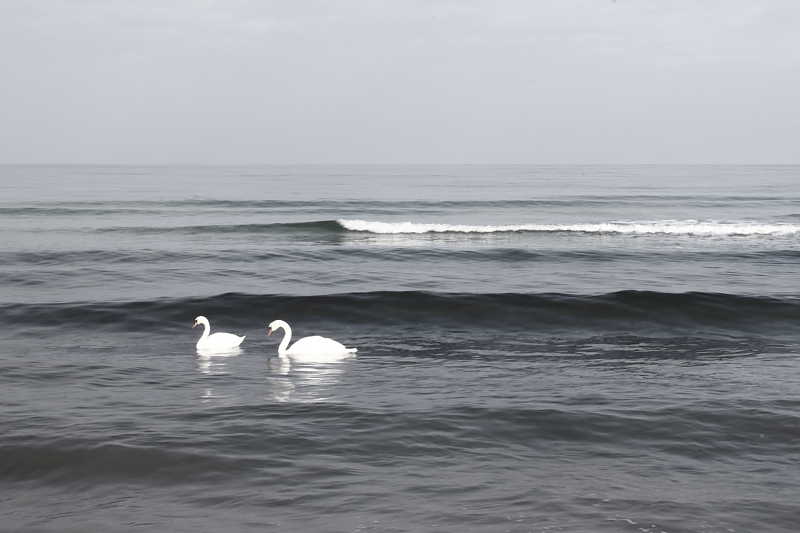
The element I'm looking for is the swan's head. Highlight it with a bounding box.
[267,319,286,337]
[192,316,209,329]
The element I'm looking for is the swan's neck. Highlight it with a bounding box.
[278,323,292,354]
[199,322,209,341]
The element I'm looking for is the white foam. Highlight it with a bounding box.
[337,219,800,236]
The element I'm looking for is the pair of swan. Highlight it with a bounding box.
[192,316,356,356]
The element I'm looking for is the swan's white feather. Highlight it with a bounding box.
[199,332,246,349]
[193,316,245,350]
[286,335,355,355]
[269,320,357,356]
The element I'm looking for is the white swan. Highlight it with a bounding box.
[192,316,245,350]
[267,320,356,356]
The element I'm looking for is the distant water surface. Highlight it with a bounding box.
[1,165,799,532]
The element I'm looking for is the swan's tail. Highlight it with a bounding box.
[347,348,357,353]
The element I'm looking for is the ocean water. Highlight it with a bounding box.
[1,164,799,532]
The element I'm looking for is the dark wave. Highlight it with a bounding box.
[0,442,227,484]
[5,248,800,268]
[4,402,798,485]
[0,206,161,216]
[96,220,346,235]
[3,195,794,212]
[2,291,799,336]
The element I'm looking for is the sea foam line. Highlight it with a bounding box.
[337,219,800,236]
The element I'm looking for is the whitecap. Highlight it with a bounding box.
[337,219,800,237]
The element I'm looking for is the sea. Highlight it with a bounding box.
[1,164,799,533]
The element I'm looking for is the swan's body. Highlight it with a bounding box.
[267,320,356,356]
[193,316,245,350]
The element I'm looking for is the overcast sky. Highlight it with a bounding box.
[1,0,798,164]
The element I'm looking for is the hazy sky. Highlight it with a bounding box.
[1,1,798,164]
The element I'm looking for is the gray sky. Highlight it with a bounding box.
[1,0,798,164]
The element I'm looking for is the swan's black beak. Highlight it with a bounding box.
[267,327,273,337]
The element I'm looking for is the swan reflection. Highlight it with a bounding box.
[195,347,241,375]
[264,353,353,403]
[267,354,292,375]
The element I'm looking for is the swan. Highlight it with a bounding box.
[267,320,357,356]
[192,316,245,350]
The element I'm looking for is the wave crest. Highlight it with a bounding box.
[337,219,800,236]
[3,291,800,336]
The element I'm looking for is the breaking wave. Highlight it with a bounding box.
[337,219,800,236]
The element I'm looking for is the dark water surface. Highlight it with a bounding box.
[1,165,799,532]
